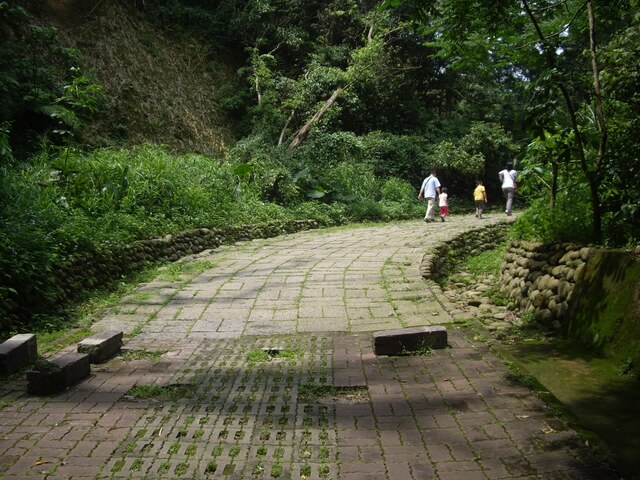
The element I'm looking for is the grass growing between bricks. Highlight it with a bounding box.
[106,336,347,479]
[298,384,369,404]
[118,349,167,361]
[125,383,197,401]
[246,347,303,364]
[155,258,221,282]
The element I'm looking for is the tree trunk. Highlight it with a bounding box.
[586,0,607,243]
[278,110,295,146]
[550,160,558,209]
[288,87,343,149]
[522,0,604,242]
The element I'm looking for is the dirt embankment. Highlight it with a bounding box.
[32,0,237,156]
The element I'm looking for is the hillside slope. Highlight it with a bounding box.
[32,0,237,156]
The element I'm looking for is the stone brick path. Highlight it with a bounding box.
[0,215,618,479]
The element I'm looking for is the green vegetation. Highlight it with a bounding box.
[297,384,368,403]
[385,0,640,245]
[246,349,271,364]
[156,259,219,282]
[126,383,197,401]
[1,0,639,336]
[563,251,640,377]
[464,245,506,276]
[0,396,13,410]
[118,349,166,362]
[247,347,303,364]
[0,142,422,337]
[205,461,217,474]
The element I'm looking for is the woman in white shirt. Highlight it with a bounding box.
[498,161,517,216]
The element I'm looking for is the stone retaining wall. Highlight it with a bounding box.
[499,241,592,326]
[420,224,639,373]
[55,220,319,303]
[3,219,319,326]
[421,222,511,280]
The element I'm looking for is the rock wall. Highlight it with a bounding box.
[499,241,592,326]
[421,225,640,374]
[1,220,319,327]
[421,222,511,280]
[562,249,640,370]
[54,220,319,304]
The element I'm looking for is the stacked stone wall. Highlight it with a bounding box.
[54,220,319,304]
[2,220,319,327]
[499,241,592,325]
[421,223,510,280]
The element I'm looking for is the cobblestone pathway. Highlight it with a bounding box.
[0,215,618,479]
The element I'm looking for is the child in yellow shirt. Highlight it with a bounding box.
[473,180,487,219]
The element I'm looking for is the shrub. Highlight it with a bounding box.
[226,137,300,205]
[0,138,445,335]
[380,177,415,203]
[347,198,385,221]
[292,131,364,172]
[360,131,429,182]
[324,162,380,201]
[509,187,593,244]
[290,202,347,226]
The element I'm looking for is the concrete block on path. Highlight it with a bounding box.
[27,352,90,395]
[373,326,447,356]
[0,333,38,375]
[77,330,123,363]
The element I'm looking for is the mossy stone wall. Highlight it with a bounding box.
[500,242,640,374]
[54,220,319,304]
[2,219,320,328]
[564,250,640,370]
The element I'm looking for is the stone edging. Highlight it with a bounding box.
[2,219,321,326]
[418,223,594,328]
[55,220,320,303]
[419,222,511,280]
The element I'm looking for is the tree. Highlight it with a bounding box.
[384,0,639,243]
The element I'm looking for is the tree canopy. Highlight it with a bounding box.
[1,0,640,334]
[381,0,639,244]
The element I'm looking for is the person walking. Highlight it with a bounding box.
[499,161,517,216]
[418,169,441,222]
[473,180,487,219]
[438,187,449,222]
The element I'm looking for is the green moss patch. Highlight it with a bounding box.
[499,338,640,477]
[125,383,197,401]
[564,250,640,377]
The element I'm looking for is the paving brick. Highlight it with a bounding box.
[0,334,38,376]
[340,462,387,476]
[0,220,622,480]
[409,461,437,479]
[384,445,425,463]
[386,462,415,480]
[373,326,447,356]
[338,445,361,462]
[26,353,90,395]
[437,469,488,480]
[360,445,385,463]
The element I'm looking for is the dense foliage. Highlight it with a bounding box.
[384,0,640,245]
[0,142,423,333]
[1,0,639,334]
